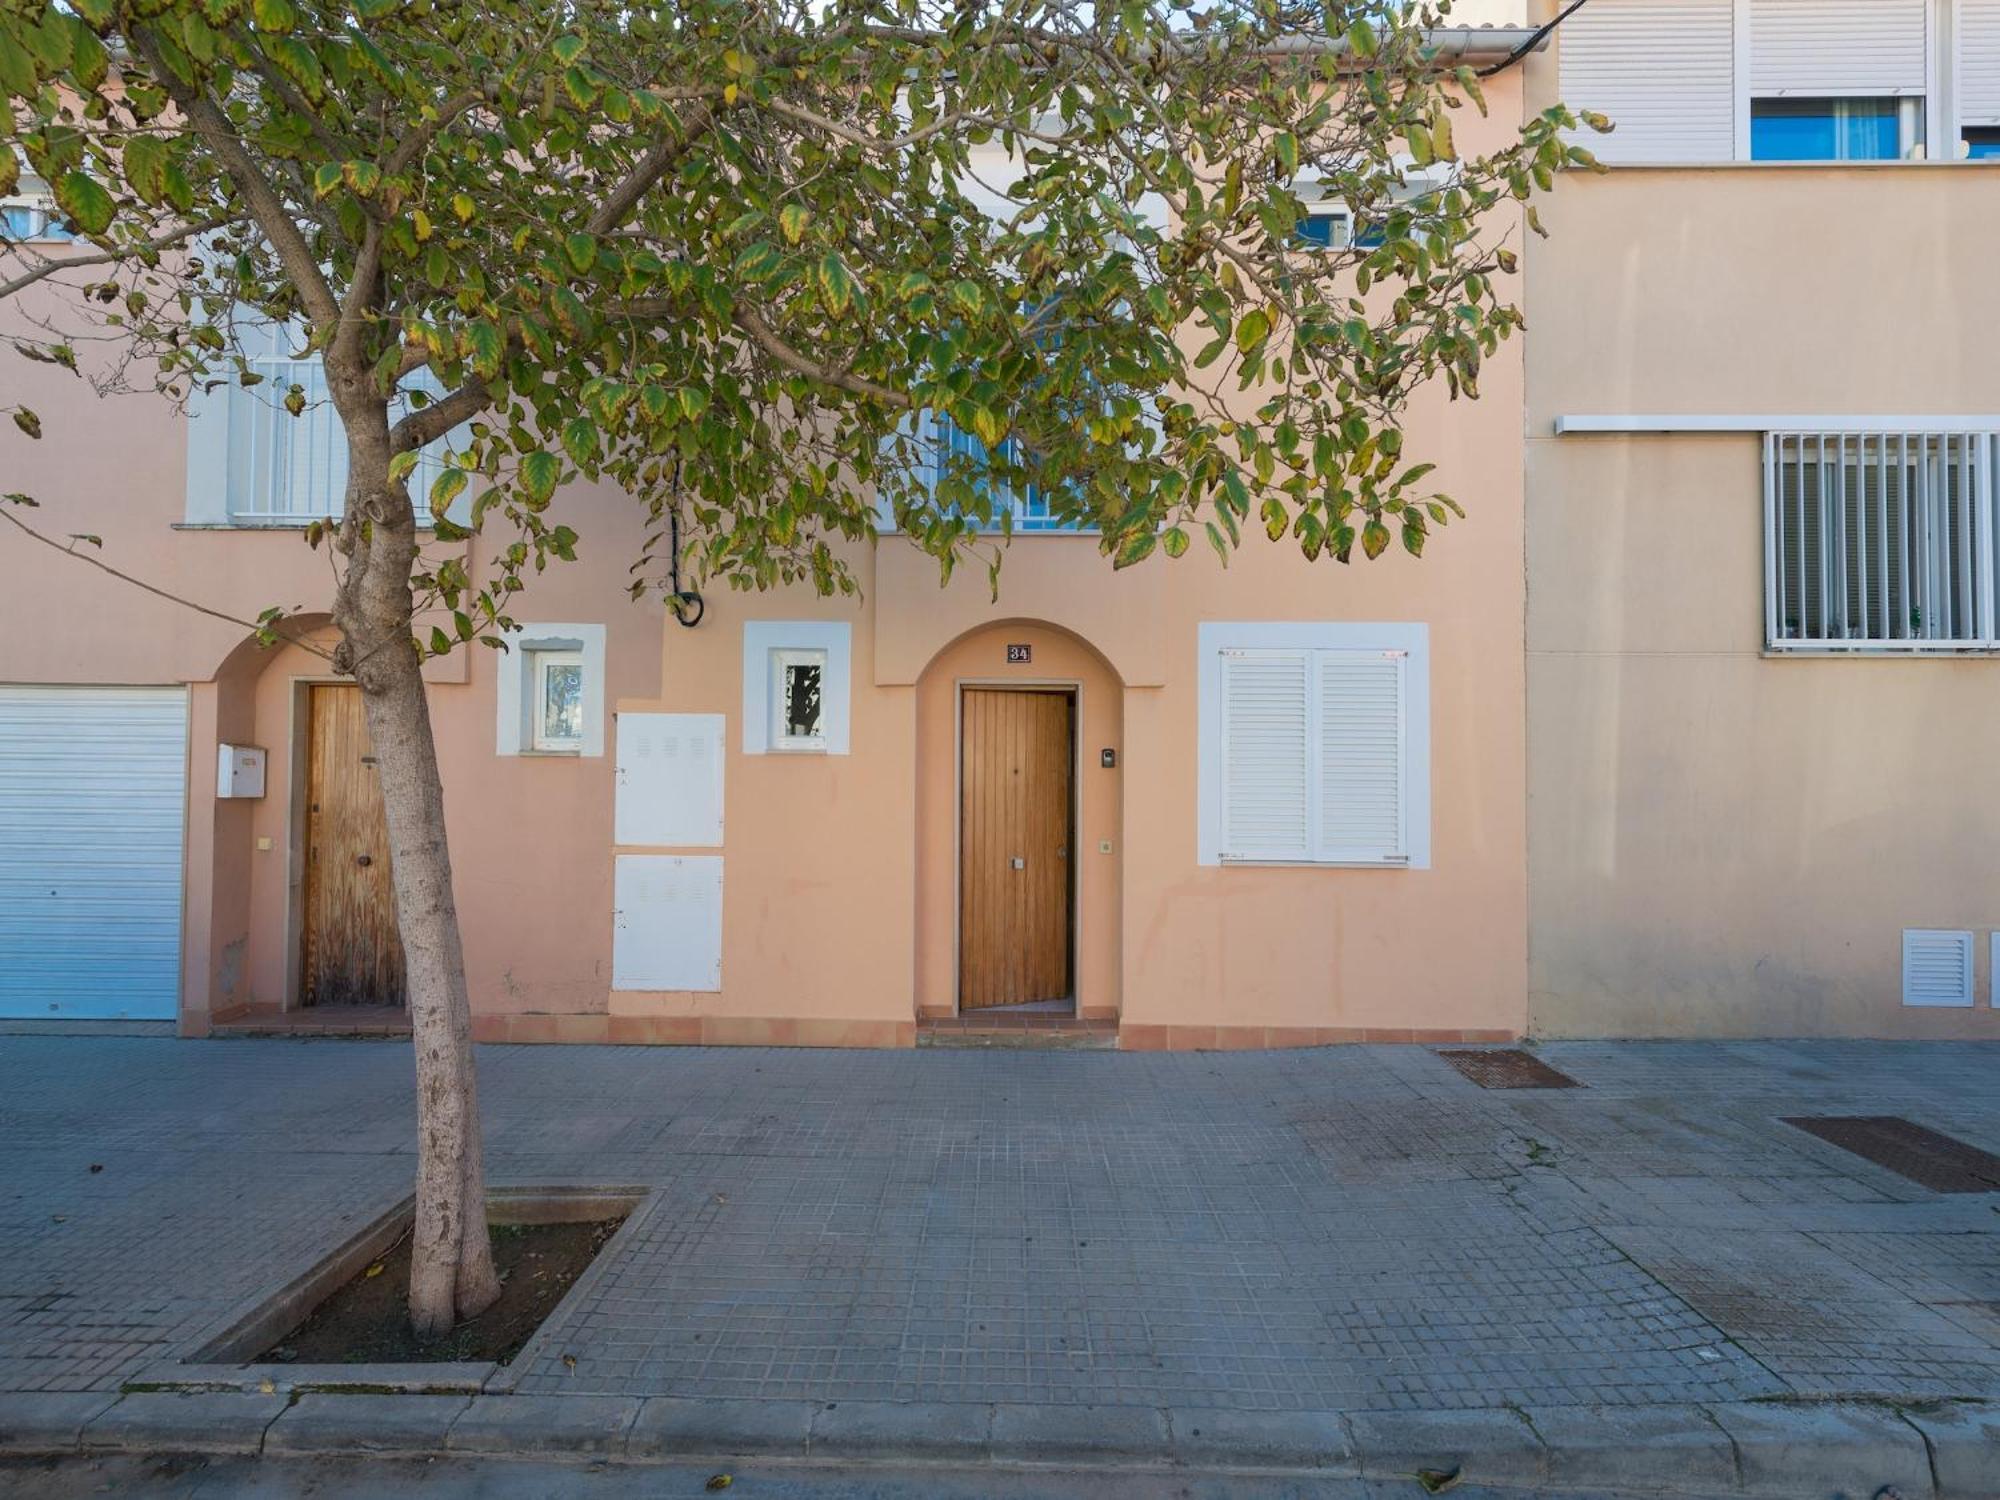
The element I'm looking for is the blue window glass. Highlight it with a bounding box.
[1751,97,1903,161]
[1966,128,2000,159]
[1293,211,1341,249]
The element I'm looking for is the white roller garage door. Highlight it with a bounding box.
[0,686,188,1020]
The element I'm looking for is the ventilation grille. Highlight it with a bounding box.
[1901,929,1974,1008]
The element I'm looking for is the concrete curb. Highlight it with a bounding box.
[0,1389,1991,1496]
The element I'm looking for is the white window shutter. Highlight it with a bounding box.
[1317,651,1406,863]
[1219,650,1310,861]
[612,855,722,991]
[614,712,724,846]
[1750,0,1929,94]
[1902,929,1973,1007]
[1559,0,1737,163]
[1963,0,2000,126]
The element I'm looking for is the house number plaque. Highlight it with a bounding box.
[1006,643,1032,663]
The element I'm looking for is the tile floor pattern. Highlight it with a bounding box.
[1,1037,1997,1413]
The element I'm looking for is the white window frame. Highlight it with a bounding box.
[1196,621,1431,869]
[1763,429,2000,652]
[742,620,852,755]
[768,647,828,751]
[530,648,586,752]
[495,623,606,757]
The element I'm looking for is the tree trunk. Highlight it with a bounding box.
[335,418,501,1338]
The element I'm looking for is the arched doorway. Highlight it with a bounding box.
[913,621,1124,1020]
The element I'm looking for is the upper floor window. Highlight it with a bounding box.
[183,316,463,528]
[1965,127,2000,159]
[1764,430,2000,651]
[1750,98,1922,162]
[1562,0,1982,166]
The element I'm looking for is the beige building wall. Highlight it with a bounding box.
[1522,24,2000,1036]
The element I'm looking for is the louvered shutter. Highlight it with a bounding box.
[1219,650,1310,861]
[1559,0,1737,163]
[1963,0,2000,125]
[1318,651,1407,863]
[1750,0,1929,94]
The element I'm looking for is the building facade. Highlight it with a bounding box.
[1524,0,2000,1038]
[3,3,1997,1046]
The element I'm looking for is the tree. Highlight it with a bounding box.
[1,0,1594,1333]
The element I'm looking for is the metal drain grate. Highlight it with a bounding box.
[1782,1116,2000,1193]
[1436,1048,1582,1090]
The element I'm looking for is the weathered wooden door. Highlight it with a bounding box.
[959,688,1074,1010]
[301,684,407,1007]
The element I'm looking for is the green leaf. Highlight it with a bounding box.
[816,253,852,314]
[0,151,18,198]
[1161,525,1189,559]
[388,450,419,480]
[252,0,298,33]
[1431,113,1457,163]
[0,33,34,98]
[464,320,504,378]
[122,135,170,205]
[1273,132,1298,178]
[561,415,598,464]
[428,467,469,513]
[777,203,810,245]
[1234,308,1270,354]
[1112,528,1157,569]
[12,408,42,439]
[1362,518,1390,560]
[563,232,597,274]
[54,171,113,235]
[677,387,709,421]
[519,449,560,502]
[551,33,587,65]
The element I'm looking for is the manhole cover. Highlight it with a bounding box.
[1782,1116,2000,1193]
[1436,1048,1582,1090]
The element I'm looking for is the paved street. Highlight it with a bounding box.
[1,1036,1997,1418]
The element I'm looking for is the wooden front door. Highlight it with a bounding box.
[959,688,1074,1010]
[301,684,406,1007]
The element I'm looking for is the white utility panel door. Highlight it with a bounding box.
[612,854,723,991]
[615,712,724,846]
[0,686,188,1019]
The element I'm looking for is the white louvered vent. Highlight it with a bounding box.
[1558,0,1737,163]
[1220,651,1310,861]
[1750,0,1929,95]
[1318,652,1406,861]
[1963,0,2000,126]
[1902,929,1974,1007]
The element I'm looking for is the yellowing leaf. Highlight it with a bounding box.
[363,1262,385,1279]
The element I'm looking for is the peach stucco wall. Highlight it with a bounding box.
[3,68,1534,1045]
[1521,22,2000,1037]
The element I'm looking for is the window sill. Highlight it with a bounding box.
[1590,158,2000,172]
[173,520,439,532]
[1764,644,2000,659]
[1218,857,1412,869]
[517,747,583,758]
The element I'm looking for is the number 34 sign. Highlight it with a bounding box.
[1005,643,1033,664]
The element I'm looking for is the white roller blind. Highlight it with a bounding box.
[1220,651,1310,861]
[1962,0,2000,125]
[1317,652,1407,862]
[1750,0,1929,94]
[1558,0,1737,163]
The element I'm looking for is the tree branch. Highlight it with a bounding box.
[732,305,910,406]
[390,375,490,451]
[585,103,718,236]
[0,214,238,302]
[0,505,334,660]
[130,28,341,330]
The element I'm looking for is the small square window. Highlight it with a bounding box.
[771,648,826,750]
[531,649,585,752]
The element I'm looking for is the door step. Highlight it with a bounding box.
[918,1017,1117,1050]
